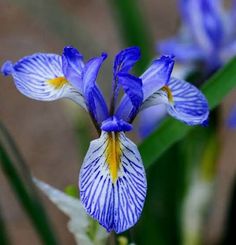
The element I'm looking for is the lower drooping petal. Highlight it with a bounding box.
[1,53,86,108]
[167,78,209,125]
[79,131,147,233]
[141,77,209,126]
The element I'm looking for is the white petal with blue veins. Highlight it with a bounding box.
[5,53,86,109]
[141,77,209,125]
[79,131,147,233]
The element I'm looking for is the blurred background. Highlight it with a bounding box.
[0,0,236,244]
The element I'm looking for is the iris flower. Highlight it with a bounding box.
[152,0,236,130]
[158,0,236,72]
[1,46,209,233]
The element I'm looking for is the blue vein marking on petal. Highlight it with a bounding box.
[79,132,147,233]
[9,53,77,101]
[167,77,209,125]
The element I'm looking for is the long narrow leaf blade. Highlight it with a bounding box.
[0,205,11,245]
[0,123,58,245]
[139,57,236,167]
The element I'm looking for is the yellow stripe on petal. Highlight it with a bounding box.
[48,76,68,89]
[162,85,173,103]
[106,132,122,183]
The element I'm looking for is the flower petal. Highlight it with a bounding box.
[1,53,86,108]
[180,0,224,55]
[83,54,109,123]
[158,37,204,63]
[116,73,143,121]
[140,55,174,100]
[111,47,141,108]
[220,41,236,64]
[139,105,167,138]
[116,55,174,122]
[138,63,194,137]
[167,78,209,125]
[79,131,147,233]
[62,46,85,91]
[141,78,209,126]
[101,117,133,132]
[113,46,141,76]
[227,105,236,128]
[34,178,109,245]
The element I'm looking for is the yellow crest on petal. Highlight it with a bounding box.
[48,76,68,89]
[162,85,173,103]
[105,132,122,183]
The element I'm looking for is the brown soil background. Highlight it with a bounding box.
[0,0,236,244]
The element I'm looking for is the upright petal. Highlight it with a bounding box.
[113,47,141,77]
[117,73,143,121]
[1,53,86,108]
[141,77,209,126]
[62,46,85,91]
[83,54,109,123]
[79,131,147,233]
[141,55,174,100]
[111,47,141,113]
[116,55,174,122]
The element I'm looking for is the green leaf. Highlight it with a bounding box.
[109,0,153,73]
[0,205,11,245]
[134,145,183,245]
[0,122,58,245]
[139,57,236,168]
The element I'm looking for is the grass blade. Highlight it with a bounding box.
[0,122,58,245]
[0,205,11,245]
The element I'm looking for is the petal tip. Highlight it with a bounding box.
[63,45,83,58]
[160,54,175,62]
[1,60,14,76]
[101,52,108,60]
[201,117,209,127]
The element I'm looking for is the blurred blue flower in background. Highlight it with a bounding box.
[1,46,209,233]
[151,0,236,130]
[158,0,236,73]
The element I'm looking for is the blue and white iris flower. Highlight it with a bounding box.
[1,46,209,233]
[158,0,236,72]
